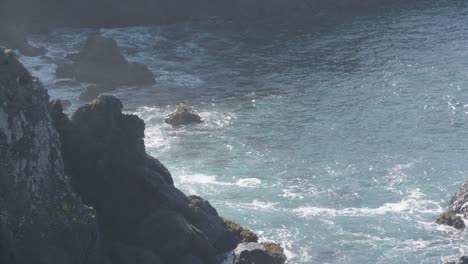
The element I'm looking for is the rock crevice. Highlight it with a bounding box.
[1,48,285,264]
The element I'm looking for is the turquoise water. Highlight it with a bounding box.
[20,1,468,262]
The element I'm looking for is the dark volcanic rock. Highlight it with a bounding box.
[165,104,203,126]
[0,25,46,56]
[110,242,163,264]
[0,49,103,264]
[53,95,237,264]
[56,35,155,87]
[233,243,277,264]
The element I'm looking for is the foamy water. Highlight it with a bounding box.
[18,1,468,262]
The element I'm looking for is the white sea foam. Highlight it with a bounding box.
[293,189,441,218]
[178,173,261,188]
[236,178,262,187]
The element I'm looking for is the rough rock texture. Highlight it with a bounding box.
[0,26,46,56]
[0,49,104,264]
[437,181,468,229]
[260,242,287,264]
[51,95,238,264]
[109,242,163,264]
[436,209,465,229]
[446,181,468,216]
[446,256,468,264]
[165,104,203,126]
[0,47,286,264]
[56,35,155,87]
[233,243,278,264]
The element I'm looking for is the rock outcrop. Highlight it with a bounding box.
[165,104,203,126]
[51,95,252,263]
[445,181,468,217]
[446,256,468,264]
[437,181,468,229]
[1,48,285,264]
[436,209,465,229]
[0,48,104,264]
[234,243,271,264]
[56,35,155,88]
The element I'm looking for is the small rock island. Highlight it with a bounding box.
[165,104,203,126]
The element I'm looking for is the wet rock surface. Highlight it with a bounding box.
[437,181,468,229]
[165,104,203,126]
[56,35,155,87]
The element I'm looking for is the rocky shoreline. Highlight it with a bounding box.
[0,48,286,264]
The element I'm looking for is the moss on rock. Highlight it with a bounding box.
[165,104,203,126]
[261,242,287,264]
[436,209,465,229]
[223,218,258,243]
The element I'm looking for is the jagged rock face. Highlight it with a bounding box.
[0,49,103,264]
[56,35,155,88]
[447,181,468,216]
[52,95,235,264]
[437,181,468,229]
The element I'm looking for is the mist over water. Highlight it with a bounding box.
[19,1,468,262]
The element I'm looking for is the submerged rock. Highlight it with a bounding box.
[56,35,155,87]
[165,104,203,126]
[0,48,104,264]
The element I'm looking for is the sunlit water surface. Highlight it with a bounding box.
[19,1,468,262]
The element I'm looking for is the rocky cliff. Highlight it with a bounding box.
[0,49,104,264]
[51,95,231,264]
[0,48,284,264]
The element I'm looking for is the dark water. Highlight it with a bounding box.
[19,1,468,262]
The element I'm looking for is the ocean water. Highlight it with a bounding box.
[18,1,468,263]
